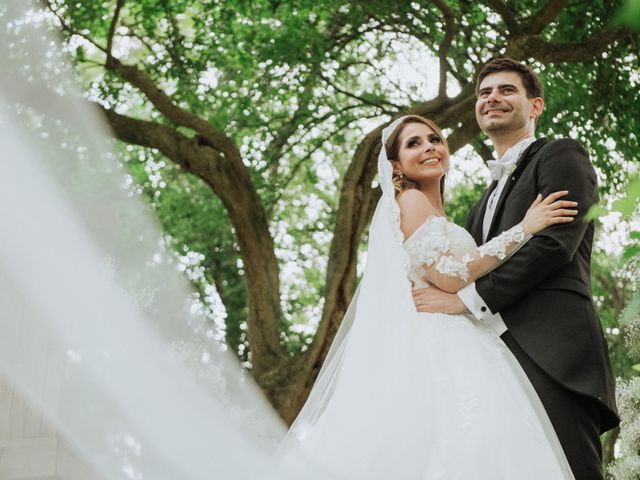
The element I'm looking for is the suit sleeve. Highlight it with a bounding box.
[465,202,478,232]
[475,139,598,314]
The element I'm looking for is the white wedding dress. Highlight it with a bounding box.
[282,121,576,480]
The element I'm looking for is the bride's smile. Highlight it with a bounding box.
[419,155,441,165]
[390,122,449,187]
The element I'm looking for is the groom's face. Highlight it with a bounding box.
[475,71,541,136]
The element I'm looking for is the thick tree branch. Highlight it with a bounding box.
[433,0,458,99]
[106,0,125,61]
[407,96,450,118]
[99,105,289,395]
[523,0,568,35]
[423,86,477,130]
[100,105,192,161]
[509,26,633,63]
[104,57,232,151]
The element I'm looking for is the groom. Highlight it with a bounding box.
[413,58,619,479]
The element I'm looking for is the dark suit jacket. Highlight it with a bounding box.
[466,137,619,432]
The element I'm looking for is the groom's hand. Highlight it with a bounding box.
[412,285,466,314]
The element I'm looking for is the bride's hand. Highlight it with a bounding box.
[521,190,578,235]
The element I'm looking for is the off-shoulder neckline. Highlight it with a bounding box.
[402,214,448,244]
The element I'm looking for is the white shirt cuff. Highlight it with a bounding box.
[458,282,491,320]
[458,283,508,336]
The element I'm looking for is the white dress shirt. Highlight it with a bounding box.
[458,137,536,335]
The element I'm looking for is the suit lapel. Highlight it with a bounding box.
[486,138,549,240]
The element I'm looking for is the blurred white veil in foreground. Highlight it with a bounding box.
[0,1,331,478]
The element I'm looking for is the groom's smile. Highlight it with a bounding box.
[474,71,544,139]
[483,106,512,115]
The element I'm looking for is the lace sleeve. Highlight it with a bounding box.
[414,222,531,293]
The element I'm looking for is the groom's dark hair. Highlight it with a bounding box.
[476,58,544,99]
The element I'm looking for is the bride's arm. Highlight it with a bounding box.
[422,191,578,293]
[421,224,530,293]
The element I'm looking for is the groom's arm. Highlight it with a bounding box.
[465,202,478,232]
[472,139,597,315]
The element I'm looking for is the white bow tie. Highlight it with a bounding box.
[487,157,517,181]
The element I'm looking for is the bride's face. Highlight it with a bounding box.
[392,123,449,185]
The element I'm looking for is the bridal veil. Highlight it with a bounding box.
[0,1,420,478]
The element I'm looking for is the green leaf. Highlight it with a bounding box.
[612,176,640,218]
[75,45,86,62]
[622,244,640,263]
[622,293,640,325]
[616,0,640,30]
[585,204,608,221]
[632,364,640,372]
[612,197,639,218]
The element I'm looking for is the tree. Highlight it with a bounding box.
[40,0,639,422]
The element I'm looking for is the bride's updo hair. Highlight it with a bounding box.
[385,115,448,202]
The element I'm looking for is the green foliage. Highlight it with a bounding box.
[615,176,640,218]
[618,0,640,29]
[591,252,639,378]
[445,176,486,227]
[589,173,640,320]
[46,0,640,377]
[537,57,640,194]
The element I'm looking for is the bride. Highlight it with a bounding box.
[281,115,578,479]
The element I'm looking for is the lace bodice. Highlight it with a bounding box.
[403,216,530,290]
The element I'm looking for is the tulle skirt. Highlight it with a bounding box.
[282,311,574,479]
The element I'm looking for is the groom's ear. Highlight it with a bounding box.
[530,97,544,120]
